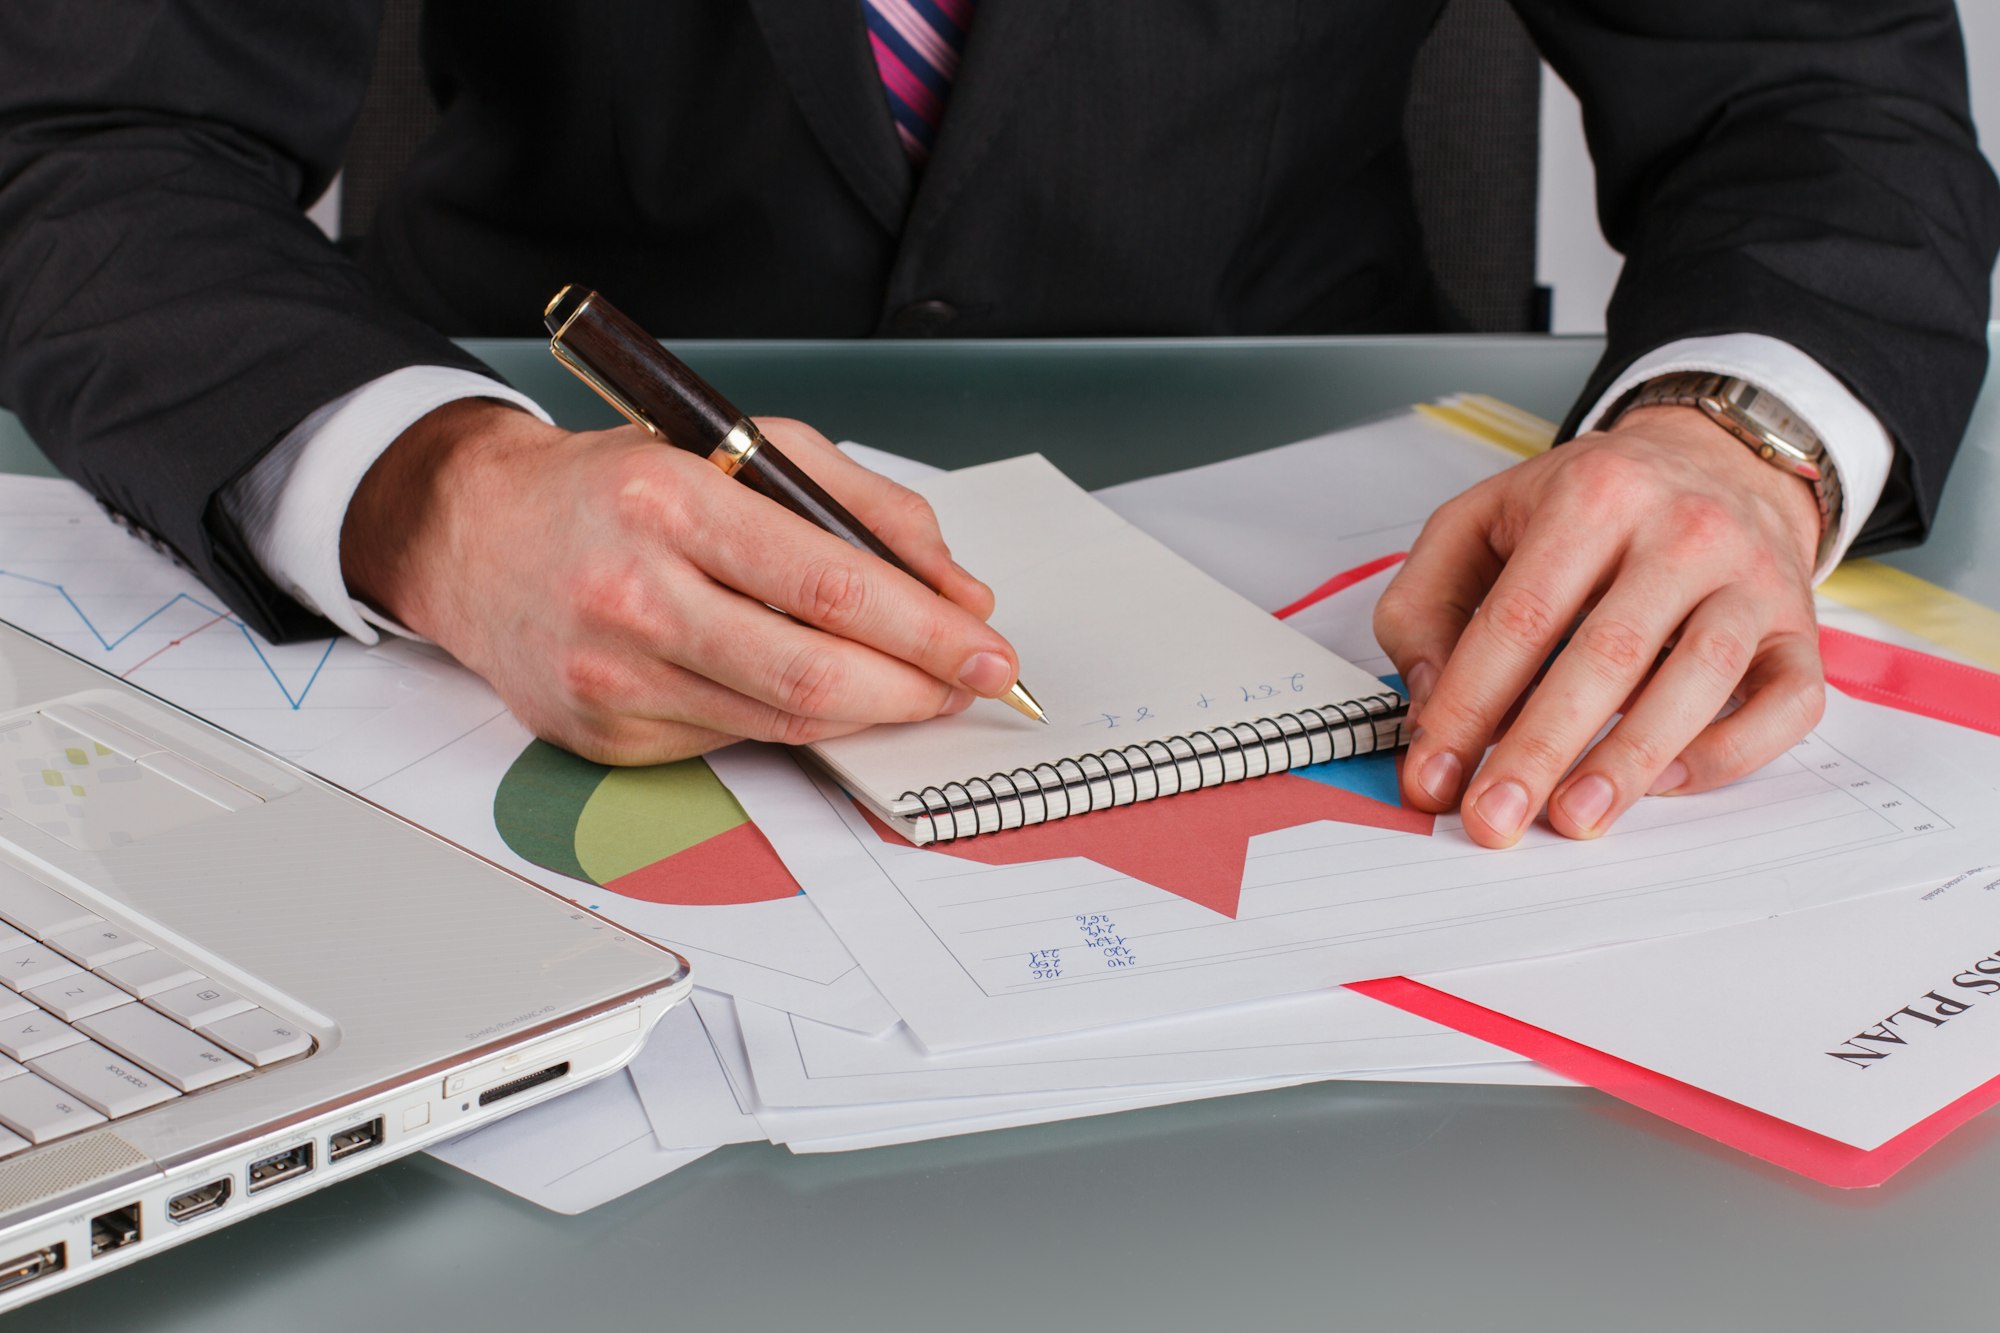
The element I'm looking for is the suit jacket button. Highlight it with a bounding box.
[889,300,958,336]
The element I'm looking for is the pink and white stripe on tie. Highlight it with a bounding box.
[862,0,976,166]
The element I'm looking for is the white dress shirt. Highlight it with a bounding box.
[218,335,1896,641]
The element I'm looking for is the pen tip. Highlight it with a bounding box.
[1001,681,1048,725]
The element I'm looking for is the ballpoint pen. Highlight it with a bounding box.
[543,284,1046,724]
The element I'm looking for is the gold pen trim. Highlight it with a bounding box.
[708,420,764,477]
[549,339,660,438]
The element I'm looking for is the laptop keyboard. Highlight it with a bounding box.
[0,867,309,1153]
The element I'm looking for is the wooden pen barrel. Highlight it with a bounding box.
[544,286,739,454]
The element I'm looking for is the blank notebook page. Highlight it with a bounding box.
[808,455,1394,836]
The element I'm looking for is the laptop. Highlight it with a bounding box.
[0,619,692,1311]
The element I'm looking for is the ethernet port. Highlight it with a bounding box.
[89,1204,139,1257]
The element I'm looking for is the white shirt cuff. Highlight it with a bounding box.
[1581,334,1895,584]
[217,367,551,644]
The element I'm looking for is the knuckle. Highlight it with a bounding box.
[1703,726,1758,781]
[796,558,870,631]
[1682,627,1753,688]
[1372,584,1419,640]
[772,646,849,718]
[889,485,940,535]
[1568,617,1653,680]
[557,650,628,712]
[770,709,835,748]
[565,560,649,634]
[1788,672,1828,734]
[1609,727,1673,777]
[607,456,685,534]
[1663,494,1734,553]
[1480,584,1561,652]
[1561,447,1648,508]
[1501,730,1573,781]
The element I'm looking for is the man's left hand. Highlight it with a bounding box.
[1373,404,1827,848]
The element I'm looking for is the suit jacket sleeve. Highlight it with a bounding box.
[1511,0,2000,554]
[0,0,493,642]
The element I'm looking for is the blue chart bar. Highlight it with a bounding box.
[0,569,337,710]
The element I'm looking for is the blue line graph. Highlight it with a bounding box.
[0,568,337,710]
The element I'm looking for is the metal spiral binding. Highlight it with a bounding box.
[896,690,1409,844]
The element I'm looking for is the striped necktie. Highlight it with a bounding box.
[862,0,976,166]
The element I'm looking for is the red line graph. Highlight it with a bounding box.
[117,612,231,680]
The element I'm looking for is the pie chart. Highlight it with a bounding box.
[492,741,801,906]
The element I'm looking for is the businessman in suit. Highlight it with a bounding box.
[0,1,1993,847]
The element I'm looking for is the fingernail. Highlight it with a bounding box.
[957,652,1014,696]
[1648,760,1689,796]
[1559,774,1615,832]
[1474,780,1531,840]
[1417,749,1463,804]
[1406,660,1438,711]
[940,688,974,716]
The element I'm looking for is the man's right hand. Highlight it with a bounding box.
[340,400,1020,764]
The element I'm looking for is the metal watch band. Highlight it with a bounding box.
[1613,371,1843,566]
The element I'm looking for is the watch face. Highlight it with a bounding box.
[1720,381,1820,467]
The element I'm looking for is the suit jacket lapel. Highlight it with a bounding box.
[745,0,913,234]
[904,0,1080,238]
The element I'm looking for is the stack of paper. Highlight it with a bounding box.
[8,395,2000,1204]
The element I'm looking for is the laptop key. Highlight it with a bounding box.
[46,922,149,969]
[26,973,132,1022]
[30,1040,179,1118]
[0,867,102,940]
[94,948,201,999]
[200,1008,311,1066]
[76,1004,250,1092]
[146,978,254,1028]
[0,1053,25,1081]
[0,944,81,992]
[0,1071,108,1143]
[0,1010,87,1062]
[0,1125,28,1157]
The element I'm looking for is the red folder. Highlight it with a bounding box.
[1353,625,2000,1188]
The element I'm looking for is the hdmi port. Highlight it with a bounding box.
[167,1178,231,1223]
[246,1143,314,1194]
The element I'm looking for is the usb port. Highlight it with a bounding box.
[167,1178,231,1224]
[246,1143,314,1194]
[89,1204,140,1257]
[329,1117,384,1163]
[0,1243,64,1295]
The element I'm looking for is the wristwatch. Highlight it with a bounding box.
[1611,371,1843,566]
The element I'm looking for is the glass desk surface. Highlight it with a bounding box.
[4,332,2000,1333]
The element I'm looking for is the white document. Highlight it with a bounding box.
[1093,409,1516,615]
[624,1000,765,1150]
[428,1071,712,1214]
[1421,864,2000,1149]
[812,455,1393,843]
[0,474,900,1030]
[731,687,1996,1050]
[697,990,1319,1146]
[360,708,897,1033]
[735,986,1514,1107]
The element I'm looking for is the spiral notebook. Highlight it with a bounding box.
[810,455,1407,845]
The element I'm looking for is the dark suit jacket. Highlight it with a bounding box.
[0,1,1994,642]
